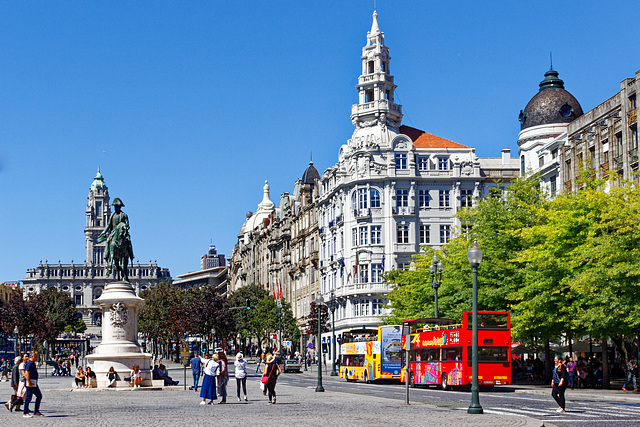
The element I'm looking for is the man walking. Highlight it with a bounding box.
[551,355,568,413]
[23,350,43,418]
[622,358,637,391]
[190,352,202,391]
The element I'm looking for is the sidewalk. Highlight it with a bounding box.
[0,374,550,427]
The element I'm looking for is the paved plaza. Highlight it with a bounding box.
[0,371,547,427]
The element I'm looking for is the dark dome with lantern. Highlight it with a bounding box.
[519,68,583,131]
[301,161,320,184]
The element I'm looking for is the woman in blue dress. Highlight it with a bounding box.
[199,353,219,404]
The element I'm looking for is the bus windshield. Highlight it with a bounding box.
[466,313,509,330]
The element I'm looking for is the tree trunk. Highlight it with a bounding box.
[602,338,611,389]
[544,340,552,383]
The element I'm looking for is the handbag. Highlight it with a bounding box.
[261,363,275,384]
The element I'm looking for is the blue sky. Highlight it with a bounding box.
[1,1,637,282]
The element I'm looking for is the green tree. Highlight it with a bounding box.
[383,176,548,324]
[139,281,184,353]
[64,317,87,336]
[33,287,78,337]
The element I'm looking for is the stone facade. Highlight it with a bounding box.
[22,170,171,335]
[562,69,639,190]
[316,11,519,343]
[230,165,321,348]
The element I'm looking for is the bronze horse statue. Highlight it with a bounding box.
[98,198,134,282]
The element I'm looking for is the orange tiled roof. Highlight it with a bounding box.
[399,125,469,149]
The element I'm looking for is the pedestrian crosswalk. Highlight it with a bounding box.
[484,399,640,424]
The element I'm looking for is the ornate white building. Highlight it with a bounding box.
[317,11,519,338]
[23,170,172,335]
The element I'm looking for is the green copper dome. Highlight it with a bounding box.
[90,168,107,190]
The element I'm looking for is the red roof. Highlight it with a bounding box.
[399,125,469,149]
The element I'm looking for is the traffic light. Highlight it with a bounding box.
[322,342,328,353]
[246,298,251,310]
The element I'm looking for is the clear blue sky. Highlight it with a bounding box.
[1,1,637,282]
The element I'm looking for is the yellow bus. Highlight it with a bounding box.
[339,325,402,383]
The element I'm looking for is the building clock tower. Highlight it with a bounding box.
[85,168,110,266]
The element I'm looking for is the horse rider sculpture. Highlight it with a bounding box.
[98,198,134,282]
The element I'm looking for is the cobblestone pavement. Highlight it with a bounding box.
[0,375,549,427]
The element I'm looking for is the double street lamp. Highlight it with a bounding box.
[315,295,325,392]
[429,254,443,318]
[467,240,483,415]
[328,291,338,376]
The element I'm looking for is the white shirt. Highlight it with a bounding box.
[234,359,247,379]
[202,359,219,377]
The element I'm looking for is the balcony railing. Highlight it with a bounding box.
[336,214,344,225]
[631,148,639,164]
[392,206,414,216]
[354,208,370,219]
[613,155,624,169]
[319,227,325,235]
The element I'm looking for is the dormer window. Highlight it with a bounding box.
[438,157,449,171]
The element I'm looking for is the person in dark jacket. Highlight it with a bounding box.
[6,355,25,412]
[551,355,568,413]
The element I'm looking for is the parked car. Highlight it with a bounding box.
[283,359,302,373]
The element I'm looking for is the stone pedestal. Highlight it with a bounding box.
[86,281,153,388]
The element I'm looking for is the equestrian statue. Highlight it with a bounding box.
[98,198,134,282]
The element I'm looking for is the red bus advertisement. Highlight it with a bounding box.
[401,311,511,389]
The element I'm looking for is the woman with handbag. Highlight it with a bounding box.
[262,353,282,404]
[199,353,219,405]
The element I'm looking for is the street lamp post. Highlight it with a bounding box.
[303,329,308,371]
[315,295,325,392]
[277,299,283,360]
[467,240,483,414]
[429,254,443,318]
[328,292,338,376]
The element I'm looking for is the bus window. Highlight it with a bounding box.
[467,346,509,362]
[443,347,463,361]
[466,313,509,330]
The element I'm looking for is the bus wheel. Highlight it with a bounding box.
[441,373,448,391]
[409,372,417,388]
[364,371,371,384]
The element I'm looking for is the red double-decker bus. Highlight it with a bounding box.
[400,311,511,389]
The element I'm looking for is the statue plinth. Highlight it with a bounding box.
[86,280,153,388]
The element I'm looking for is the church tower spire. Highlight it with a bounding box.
[351,11,403,130]
[85,168,110,265]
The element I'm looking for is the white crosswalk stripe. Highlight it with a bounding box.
[487,403,640,420]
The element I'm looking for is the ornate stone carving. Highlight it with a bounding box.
[109,302,128,328]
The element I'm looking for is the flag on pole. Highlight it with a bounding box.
[272,286,276,299]
[340,257,345,277]
[277,281,282,300]
[381,249,385,271]
[354,252,359,275]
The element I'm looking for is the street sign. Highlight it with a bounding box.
[307,342,313,349]
[285,341,291,347]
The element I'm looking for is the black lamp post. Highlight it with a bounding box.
[303,329,308,371]
[429,254,443,318]
[467,240,483,414]
[328,292,338,376]
[315,295,325,392]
